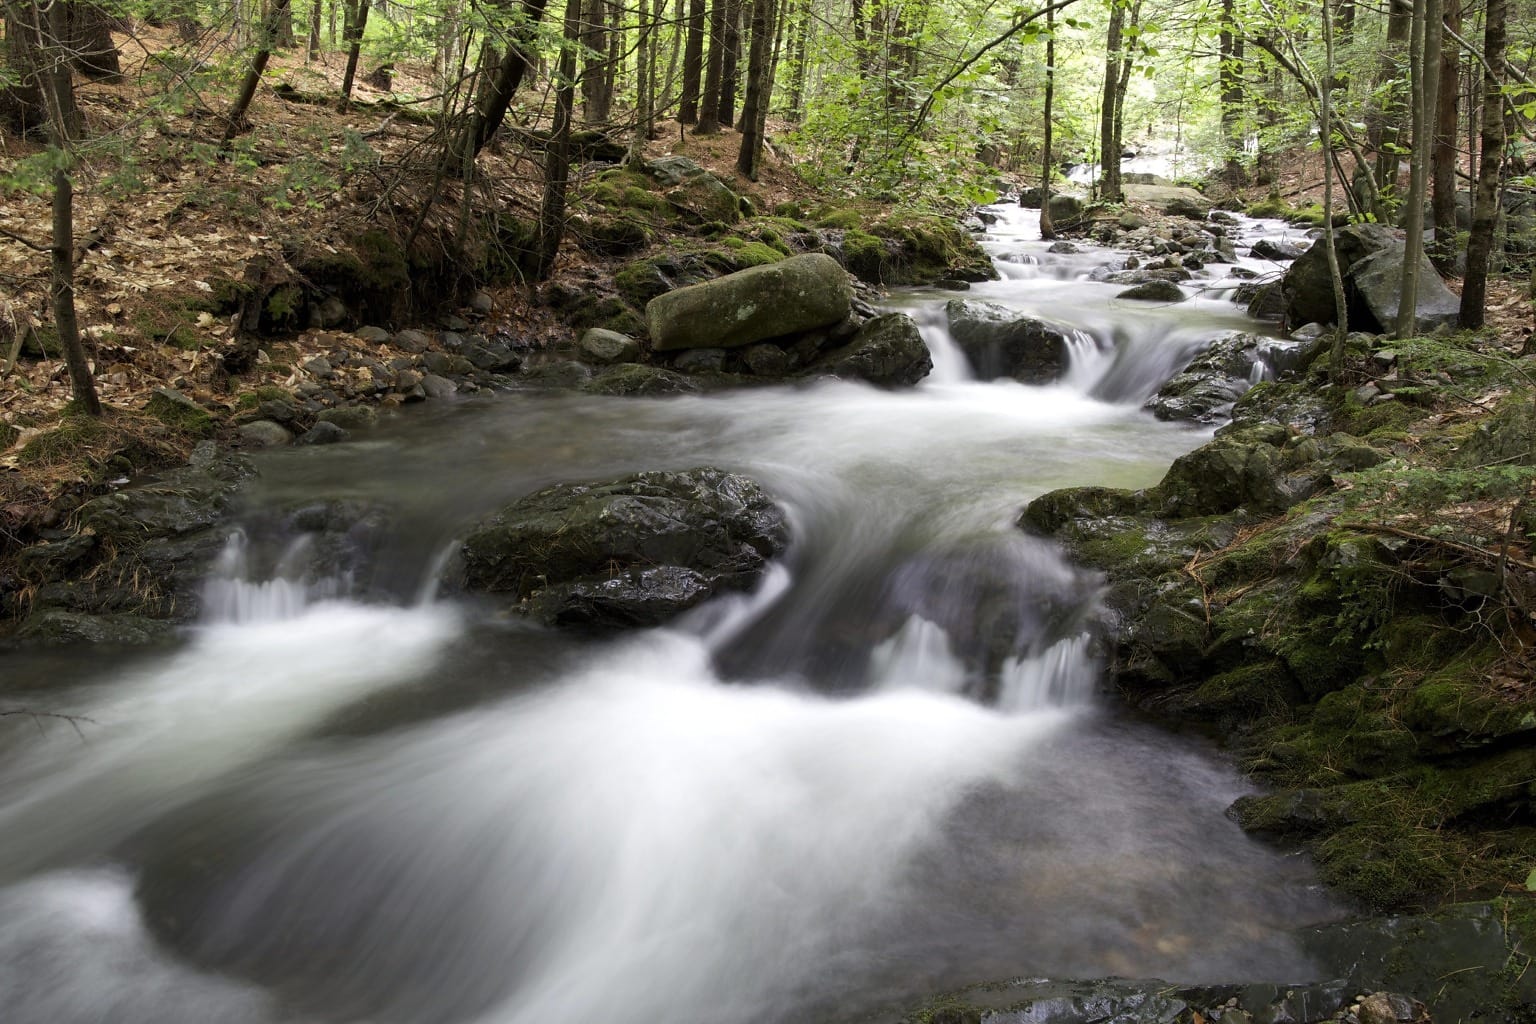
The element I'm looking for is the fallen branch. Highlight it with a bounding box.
[0,709,97,741]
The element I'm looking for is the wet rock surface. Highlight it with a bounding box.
[945,299,1071,383]
[458,467,789,628]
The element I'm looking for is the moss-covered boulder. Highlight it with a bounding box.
[646,253,852,351]
[458,468,788,628]
[643,156,743,224]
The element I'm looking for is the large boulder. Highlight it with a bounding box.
[1282,223,1460,333]
[945,300,1071,383]
[459,468,789,628]
[1350,246,1461,333]
[804,313,932,387]
[646,253,853,352]
[1046,194,1085,231]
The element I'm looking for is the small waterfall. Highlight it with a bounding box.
[996,634,1098,712]
[912,304,974,384]
[1062,328,1116,393]
[200,532,327,624]
[691,563,793,649]
[867,615,969,696]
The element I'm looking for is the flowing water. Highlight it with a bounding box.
[0,206,1338,1024]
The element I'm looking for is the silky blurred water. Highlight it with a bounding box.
[0,206,1337,1024]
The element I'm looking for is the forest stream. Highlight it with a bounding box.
[0,207,1355,1024]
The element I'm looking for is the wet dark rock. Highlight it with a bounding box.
[1147,334,1290,424]
[583,364,699,396]
[316,405,379,430]
[15,609,177,647]
[393,329,432,353]
[420,373,458,399]
[674,348,728,373]
[298,421,348,445]
[804,312,931,387]
[1300,902,1536,1024]
[464,340,522,372]
[946,300,1070,384]
[1250,239,1308,261]
[1046,194,1085,230]
[1116,280,1186,303]
[895,976,1362,1024]
[518,360,593,389]
[459,468,788,629]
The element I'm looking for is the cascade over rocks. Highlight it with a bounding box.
[458,468,788,629]
[945,300,1071,383]
[1147,333,1280,423]
[1282,223,1460,333]
[646,253,853,351]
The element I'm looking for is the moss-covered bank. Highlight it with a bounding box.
[1025,333,1536,919]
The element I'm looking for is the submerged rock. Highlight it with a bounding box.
[459,468,788,628]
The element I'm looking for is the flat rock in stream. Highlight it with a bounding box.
[459,468,788,629]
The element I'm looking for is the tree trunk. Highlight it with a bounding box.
[454,0,549,158]
[734,0,774,177]
[1321,0,1349,372]
[30,0,101,414]
[223,0,293,143]
[1429,0,1460,274]
[784,0,808,121]
[718,0,741,128]
[1459,0,1506,329]
[64,4,122,81]
[1373,0,1411,202]
[694,0,726,133]
[1097,0,1125,202]
[1037,4,1056,240]
[627,0,660,163]
[1218,0,1245,187]
[580,0,610,121]
[1396,0,1441,337]
[678,0,705,122]
[339,0,370,108]
[308,0,321,59]
[535,0,581,280]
